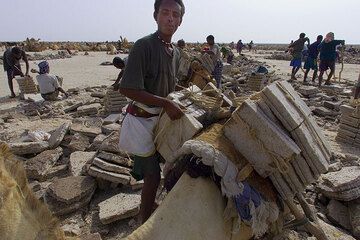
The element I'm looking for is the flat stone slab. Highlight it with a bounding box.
[47,176,96,204]
[321,166,360,192]
[68,133,90,152]
[88,166,130,185]
[93,157,131,175]
[71,123,102,138]
[64,102,83,113]
[98,193,140,224]
[99,131,121,153]
[326,200,351,231]
[101,123,121,135]
[77,103,102,112]
[313,107,340,117]
[103,114,121,125]
[48,123,71,149]
[298,86,319,97]
[25,147,63,180]
[97,151,133,168]
[323,101,342,111]
[9,141,49,155]
[70,151,96,176]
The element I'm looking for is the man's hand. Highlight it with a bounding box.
[164,99,184,120]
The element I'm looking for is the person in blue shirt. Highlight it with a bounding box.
[303,35,323,83]
[317,32,345,87]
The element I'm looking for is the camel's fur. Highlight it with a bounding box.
[0,143,67,240]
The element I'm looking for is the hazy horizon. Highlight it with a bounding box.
[2,0,359,44]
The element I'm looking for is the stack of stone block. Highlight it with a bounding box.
[87,151,133,186]
[75,103,102,117]
[224,81,331,200]
[336,105,360,147]
[15,76,38,94]
[247,73,269,91]
[104,89,128,113]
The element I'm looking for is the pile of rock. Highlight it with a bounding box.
[247,73,269,91]
[103,89,128,113]
[15,76,38,94]
[336,105,360,147]
[224,81,331,199]
[88,151,133,186]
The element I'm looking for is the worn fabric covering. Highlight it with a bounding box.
[0,143,72,240]
[125,173,253,240]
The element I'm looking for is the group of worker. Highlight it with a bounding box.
[2,0,359,226]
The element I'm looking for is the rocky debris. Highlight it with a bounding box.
[9,141,49,155]
[75,103,102,117]
[317,166,360,201]
[80,233,102,240]
[89,134,107,150]
[68,133,90,152]
[48,123,71,149]
[336,105,360,147]
[97,151,133,168]
[318,219,356,240]
[46,176,96,216]
[69,151,96,176]
[88,166,131,185]
[64,102,83,113]
[71,123,102,138]
[326,200,351,231]
[98,193,141,224]
[99,131,121,153]
[349,199,360,238]
[312,107,340,117]
[247,73,269,91]
[101,123,121,135]
[46,164,68,179]
[323,101,343,111]
[297,85,320,97]
[103,89,128,113]
[103,114,122,125]
[61,223,81,236]
[93,157,131,175]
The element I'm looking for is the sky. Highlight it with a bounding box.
[1,0,359,44]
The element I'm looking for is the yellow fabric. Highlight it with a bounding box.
[0,143,70,240]
[125,173,253,240]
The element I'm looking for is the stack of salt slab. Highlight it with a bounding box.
[224,81,331,200]
[336,105,360,148]
[104,89,129,113]
[247,73,269,92]
[15,76,38,94]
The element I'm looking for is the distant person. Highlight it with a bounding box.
[204,35,223,88]
[236,39,244,54]
[112,57,127,90]
[317,32,345,87]
[288,33,310,80]
[177,39,185,49]
[303,35,323,83]
[220,46,234,64]
[35,61,68,101]
[248,40,254,51]
[3,46,29,98]
[354,72,360,99]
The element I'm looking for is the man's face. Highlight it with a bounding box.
[12,52,22,60]
[155,0,182,37]
[207,39,214,45]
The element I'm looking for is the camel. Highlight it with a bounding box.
[0,142,74,240]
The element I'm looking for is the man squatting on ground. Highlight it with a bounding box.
[317,32,345,87]
[303,35,323,83]
[118,0,185,223]
[112,56,127,90]
[36,61,68,101]
[3,46,29,98]
[288,33,310,80]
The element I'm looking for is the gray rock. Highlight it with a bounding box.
[68,133,90,152]
[297,86,319,97]
[71,123,102,138]
[349,199,360,238]
[99,131,121,153]
[318,219,356,240]
[313,107,340,117]
[326,200,351,231]
[46,164,68,179]
[324,101,343,111]
[48,123,71,149]
[61,223,81,236]
[93,157,131,175]
[103,114,121,125]
[101,123,121,135]
[69,151,96,176]
[47,176,96,204]
[88,166,130,185]
[97,151,133,168]
[9,141,49,155]
[64,102,83,113]
[89,134,107,150]
[25,147,63,181]
[98,193,140,224]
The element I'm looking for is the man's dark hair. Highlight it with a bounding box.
[317,35,323,41]
[154,0,185,18]
[11,47,22,55]
[177,39,185,47]
[113,57,125,68]
[206,35,214,41]
[299,33,306,38]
